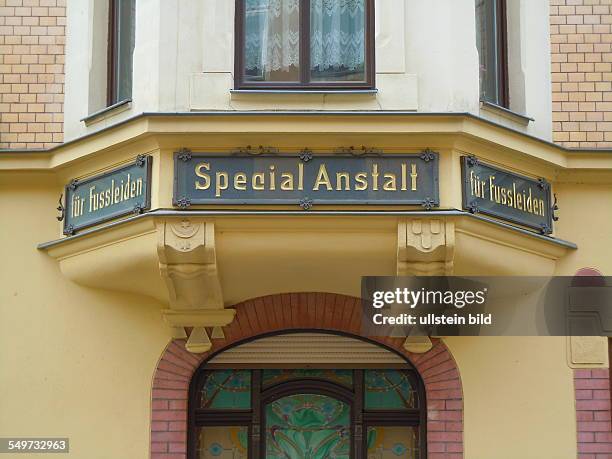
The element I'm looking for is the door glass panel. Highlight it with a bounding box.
[244,0,300,82]
[310,0,366,82]
[197,426,248,459]
[200,370,251,409]
[364,370,416,409]
[265,393,350,458]
[367,426,419,459]
[262,369,353,388]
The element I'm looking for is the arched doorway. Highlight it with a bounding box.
[149,292,464,458]
[188,332,426,458]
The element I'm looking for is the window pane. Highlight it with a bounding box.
[310,0,366,82]
[197,426,248,459]
[475,0,500,104]
[266,394,350,458]
[367,426,419,459]
[114,0,135,102]
[244,0,300,82]
[262,369,353,387]
[364,370,416,410]
[200,370,251,409]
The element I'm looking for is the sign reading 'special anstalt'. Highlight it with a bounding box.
[173,150,439,209]
[461,155,555,234]
[63,155,152,235]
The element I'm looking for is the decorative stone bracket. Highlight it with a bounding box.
[157,219,234,353]
[397,219,455,275]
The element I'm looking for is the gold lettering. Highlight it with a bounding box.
[538,199,545,216]
[383,173,397,191]
[411,164,418,191]
[526,188,533,213]
[336,172,350,191]
[355,172,368,191]
[234,172,247,191]
[216,172,229,197]
[313,164,332,191]
[401,164,407,191]
[372,164,379,191]
[281,173,294,190]
[269,165,276,191]
[252,172,265,191]
[195,163,211,190]
[136,178,143,196]
[298,163,304,191]
[89,186,96,212]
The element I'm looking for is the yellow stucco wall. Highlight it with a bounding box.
[1,116,611,458]
[0,180,169,458]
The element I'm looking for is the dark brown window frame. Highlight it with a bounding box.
[234,0,376,90]
[188,367,426,459]
[496,0,509,108]
[107,0,119,106]
[477,0,509,108]
[107,0,135,106]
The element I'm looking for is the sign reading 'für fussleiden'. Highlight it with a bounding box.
[63,155,152,235]
[173,150,440,209]
[461,155,554,234]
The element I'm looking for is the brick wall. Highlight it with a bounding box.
[0,0,65,150]
[151,293,465,459]
[550,0,612,148]
[574,368,612,458]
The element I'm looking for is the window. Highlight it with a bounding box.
[475,0,508,107]
[107,0,136,105]
[189,368,425,458]
[235,0,375,89]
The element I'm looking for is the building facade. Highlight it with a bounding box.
[1,1,611,458]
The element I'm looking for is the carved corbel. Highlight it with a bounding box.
[397,219,455,275]
[157,219,234,352]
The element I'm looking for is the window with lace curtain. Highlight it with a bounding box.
[235,0,375,89]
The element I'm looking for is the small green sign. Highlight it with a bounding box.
[461,155,554,234]
[63,155,152,235]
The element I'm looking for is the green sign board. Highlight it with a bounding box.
[173,150,439,209]
[63,155,152,235]
[461,155,554,234]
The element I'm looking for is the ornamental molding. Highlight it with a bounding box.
[397,219,455,275]
[157,219,231,352]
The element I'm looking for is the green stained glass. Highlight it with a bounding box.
[262,369,353,388]
[200,370,251,409]
[367,426,419,459]
[265,394,350,459]
[198,426,248,459]
[364,370,415,410]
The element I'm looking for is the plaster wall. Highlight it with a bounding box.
[0,172,606,458]
[63,0,553,142]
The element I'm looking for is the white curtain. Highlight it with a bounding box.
[244,0,365,78]
[310,0,365,72]
[245,0,300,77]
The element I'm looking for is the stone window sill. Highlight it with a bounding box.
[81,99,132,126]
[480,100,533,126]
[230,89,378,95]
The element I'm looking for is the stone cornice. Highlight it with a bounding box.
[1,112,611,177]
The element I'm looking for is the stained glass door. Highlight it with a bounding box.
[265,393,351,459]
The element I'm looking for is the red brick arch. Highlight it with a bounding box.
[150,293,464,459]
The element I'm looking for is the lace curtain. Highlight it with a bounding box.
[310,0,365,72]
[244,0,365,78]
[245,0,300,78]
